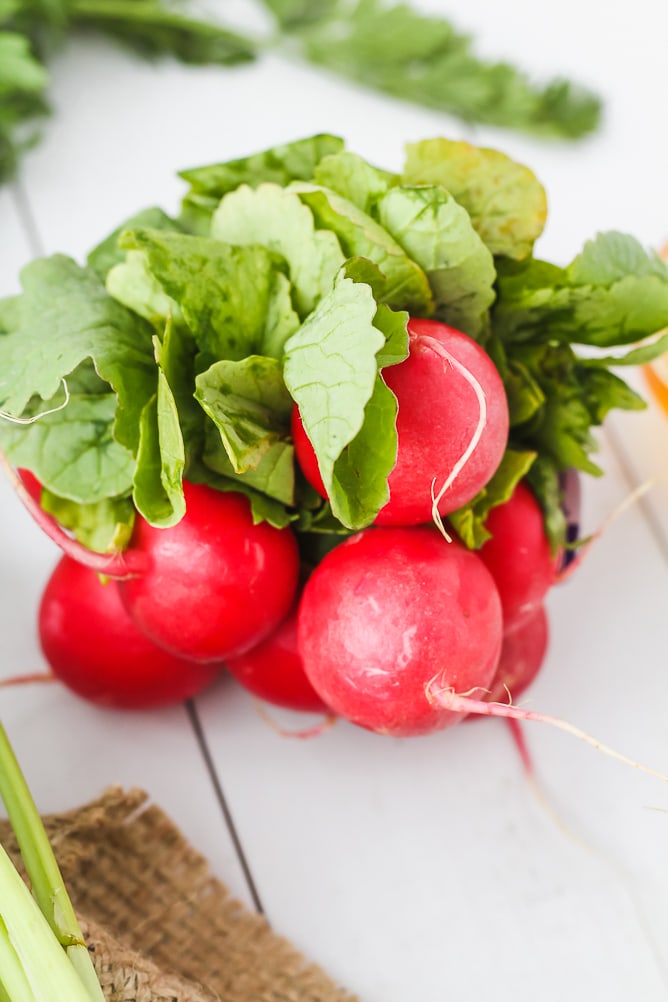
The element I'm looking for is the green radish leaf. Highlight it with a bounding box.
[66,1,256,66]
[495,233,668,347]
[0,255,156,454]
[201,428,295,507]
[510,342,604,476]
[87,206,182,280]
[118,227,290,363]
[330,372,398,527]
[283,273,401,528]
[313,150,397,210]
[41,490,135,554]
[0,31,48,95]
[402,137,547,260]
[504,358,546,427]
[195,355,293,474]
[0,295,20,333]
[107,249,181,328]
[211,183,345,317]
[447,449,537,548]
[373,303,409,368]
[374,184,495,337]
[293,181,434,314]
[297,0,601,139]
[574,365,646,423]
[132,369,186,527]
[579,330,668,369]
[526,453,567,551]
[0,390,135,503]
[261,271,302,360]
[179,133,345,225]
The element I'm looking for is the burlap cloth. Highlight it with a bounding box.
[0,787,358,1002]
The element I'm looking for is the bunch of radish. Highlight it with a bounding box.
[2,132,666,743]
[20,316,559,732]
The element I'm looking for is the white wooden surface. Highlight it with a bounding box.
[1,1,668,998]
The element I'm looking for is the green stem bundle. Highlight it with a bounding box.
[0,724,104,1001]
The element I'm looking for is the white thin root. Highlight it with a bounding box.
[255,701,338,739]
[558,473,667,583]
[0,379,70,424]
[426,678,668,784]
[421,336,487,541]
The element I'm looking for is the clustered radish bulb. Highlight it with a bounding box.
[377,318,510,525]
[118,483,300,663]
[477,481,557,625]
[20,316,560,723]
[484,604,549,706]
[297,527,503,736]
[225,605,329,713]
[39,556,221,709]
[292,318,510,526]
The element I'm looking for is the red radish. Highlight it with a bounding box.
[118,484,300,662]
[226,605,330,713]
[297,525,503,736]
[38,556,221,709]
[485,604,549,704]
[478,481,557,625]
[2,460,301,664]
[292,317,509,527]
[291,408,326,497]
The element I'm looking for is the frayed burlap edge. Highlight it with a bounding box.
[0,788,358,1002]
[80,915,214,1002]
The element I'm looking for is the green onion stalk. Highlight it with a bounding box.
[0,723,104,1001]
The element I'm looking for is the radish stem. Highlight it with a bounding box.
[0,452,145,579]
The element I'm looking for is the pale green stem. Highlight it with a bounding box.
[0,845,94,1002]
[0,917,38,1002]
[0,725,104,1002]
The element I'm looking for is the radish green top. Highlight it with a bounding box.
[1,134,668,552]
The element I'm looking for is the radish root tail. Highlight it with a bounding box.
[0,380,70,425]
[0,672,56,689]
[557,474,667,584]
[419,335,488,541]
[254,701,338,739]
[426,678,668,783]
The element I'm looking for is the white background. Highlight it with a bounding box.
[1,1,668,998]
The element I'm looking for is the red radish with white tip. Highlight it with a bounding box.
[297,525,504,736]
[292,317,509,528]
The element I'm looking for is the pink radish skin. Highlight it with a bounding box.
[486,604,549,704]
[39,556,221,709]
[292,317,510,526]
[4,459,301,664]
[297,526,503,736]
[478,481,557,625]
[118,483,300,662]
[226,605,330,713]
